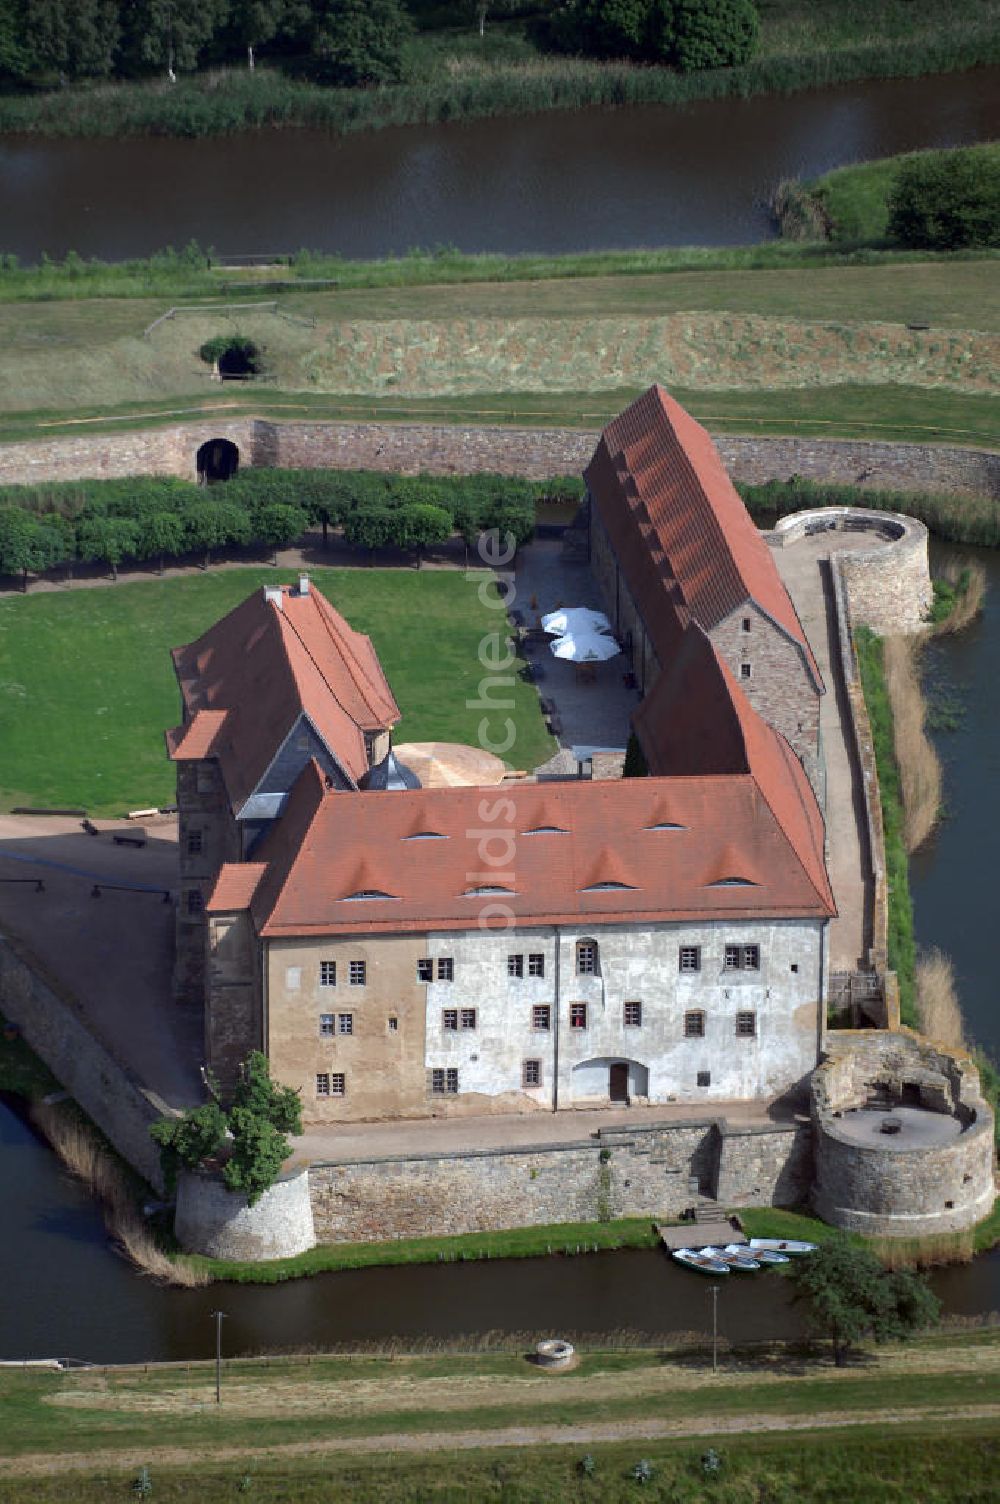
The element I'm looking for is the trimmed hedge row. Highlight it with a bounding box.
[0,468,585,584]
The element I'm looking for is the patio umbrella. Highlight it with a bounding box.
[549,631,621,663]
[541,607,613,637]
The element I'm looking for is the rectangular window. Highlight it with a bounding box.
[697,1070,711,1088]
[338,1013,353,1036]
[684,1011,705,1038]
[624,1000,642,1028]
[736,1011,757,1037]
[330,1073,346,1096]
[319,1013,335,1037]
[725,944,760,971]
[741,617,752,633]
[437,957,454,982]
[195,765,214,794]
[316,1073,330,1097]
[507,953,524,978]
[577,942,597,975]
[523,1059,542,1087]
[570,1003,588,1030]
[349,960,366,986]
[740,662,753,680]
[532,1005,551,1031]
[460,1008,477,1031]
[417,958,433,982]
[186,889,203,915]
[431,1068,459,1094]
[528,953,545,978]
[442,1009,458,1031]
[387,1016,399,1032]
[679,946,701,973]
[320,961,337,987]
[186,828,203,856]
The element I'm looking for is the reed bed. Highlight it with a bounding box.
[915,947,967,1050]
[933,558,988,634]
[882,634,942,853]
[872,1229,974,1269]
[28,1101,207,1288]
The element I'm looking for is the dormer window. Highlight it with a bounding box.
[464,885,514,897]
[343,890,397,901]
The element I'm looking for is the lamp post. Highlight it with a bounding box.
[710,1285,720,1374]
[211,1310,227,1403]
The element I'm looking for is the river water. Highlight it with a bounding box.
[0,67,998,261]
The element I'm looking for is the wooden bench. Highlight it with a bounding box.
[112,829,147,848]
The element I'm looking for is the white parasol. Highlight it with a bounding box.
[549,631,621,663]
[541,607,613,637]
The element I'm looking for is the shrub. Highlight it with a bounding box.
[672,0,758,72]
[308,0,411,85]
[887,147,1000,250]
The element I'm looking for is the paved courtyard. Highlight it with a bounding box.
[514,538,639,759]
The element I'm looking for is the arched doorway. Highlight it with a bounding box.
[196,438,240,485]
[572,1057,649,1105]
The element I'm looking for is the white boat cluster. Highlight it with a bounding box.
[672,1237,817,1274]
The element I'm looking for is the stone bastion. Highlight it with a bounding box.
[770,506,933,636]
[174,1166,316,1260]
[811,1030,996,1237]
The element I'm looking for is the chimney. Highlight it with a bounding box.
[264,586,283,611]
[298,574,310,596]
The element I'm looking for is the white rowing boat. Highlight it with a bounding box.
[672,1247,731,1275]
[701,1246,761,1271]
[747,1237,817,1256]
[726,1242,788,1265]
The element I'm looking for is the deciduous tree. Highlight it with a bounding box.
[790,1234,940,1366]
[308,0,411,86]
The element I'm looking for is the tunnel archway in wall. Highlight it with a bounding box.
[197,439,240,485]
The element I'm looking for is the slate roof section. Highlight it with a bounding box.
[585,385,822,689]
[205,752,834,933]
[167,580,400,806]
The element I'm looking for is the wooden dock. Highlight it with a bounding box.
[655,1221,747,1251]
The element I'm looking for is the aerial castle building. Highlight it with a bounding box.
[167,387,836,1117]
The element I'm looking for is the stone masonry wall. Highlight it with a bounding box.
[175,1168,316,1259]
[0,420,995,497]
[308,1118,812,1242]
[0,933,165,1191]
[811,1030,996,1236]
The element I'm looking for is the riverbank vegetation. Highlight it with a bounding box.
[739,476,1000,549]
[0,0,995,139]
[0,566,554,814]
[777,143,1000,248]
[881,635,941,852]
[0,1336,997,1502]
[929,559,988,630]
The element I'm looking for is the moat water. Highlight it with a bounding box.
[0,66,998,260]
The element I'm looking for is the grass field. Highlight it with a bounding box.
[0,1333,997,1499]
[0,568,553,816]
[2,261,997,419]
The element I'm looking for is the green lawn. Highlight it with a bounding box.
[0,568,553,816]
[0,384,995,451]
[0,1333,997,1500]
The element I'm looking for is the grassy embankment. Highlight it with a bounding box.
[0,1333,998,1501]
[782,141,1000,247]
[0,257,996,447]
[0,0,995,138]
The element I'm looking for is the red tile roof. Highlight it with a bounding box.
[168,581,400,805]
[205,752,834,932]
[208,862,268,912]
[585,385,822,689]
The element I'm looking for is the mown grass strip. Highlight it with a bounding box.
[188,1218,660,1284]
[1,1423,997,1503]
[854,626,917,1024]
[0,384,996,451]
